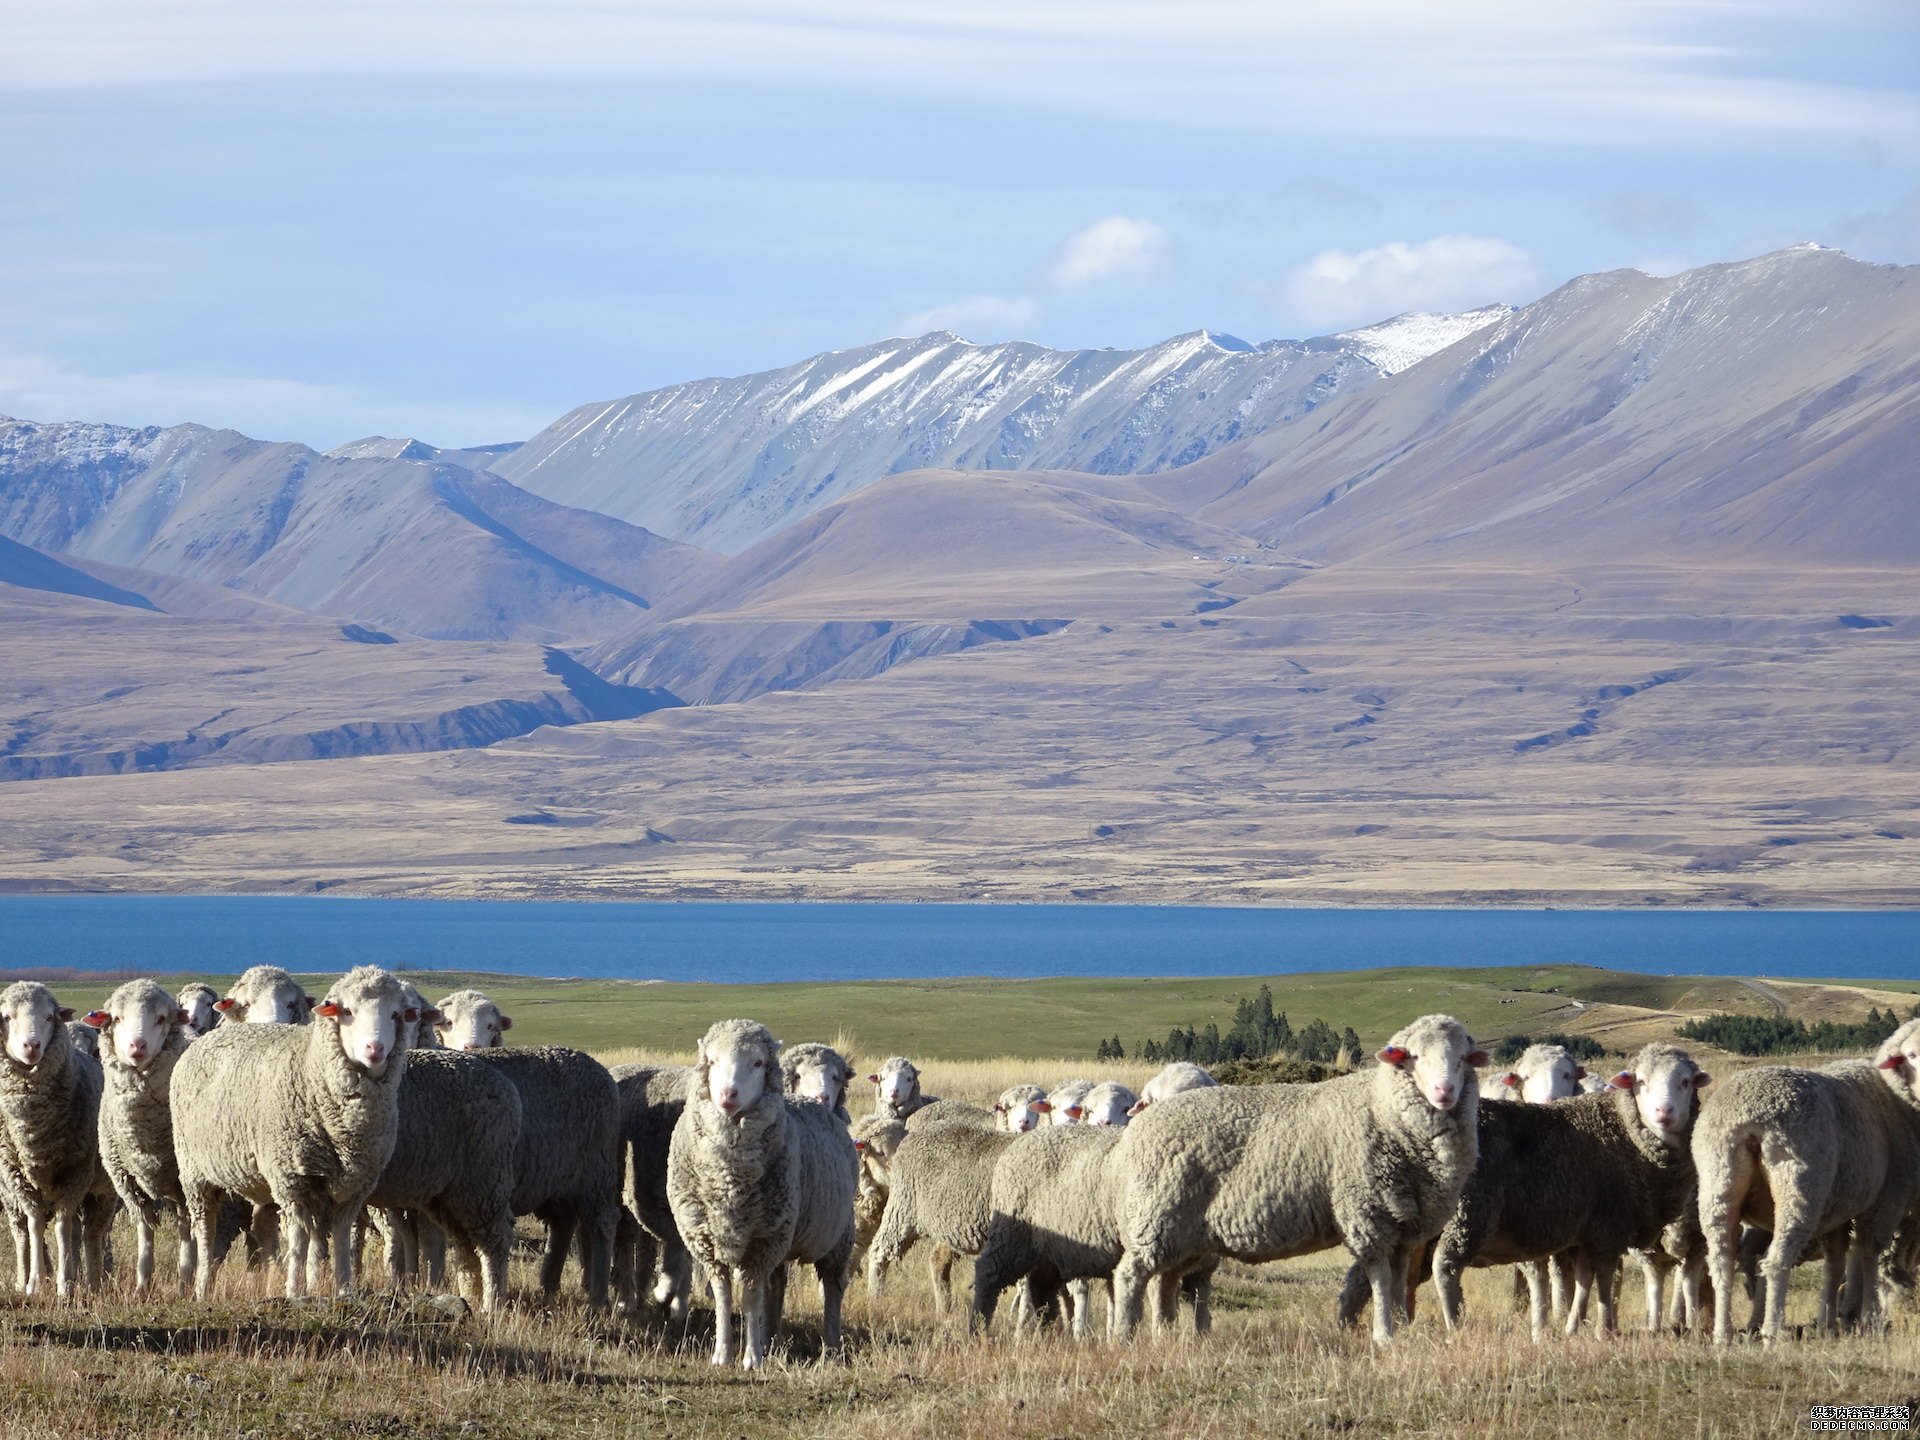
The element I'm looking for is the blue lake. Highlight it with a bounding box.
[0,897,1914,983]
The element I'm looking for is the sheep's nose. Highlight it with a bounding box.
[362,1041,386,1065]
[1431,1084,1456,1106]
[718,1088,739,1112]
[128,1038,148,1059]
[1653,1105,1674,1125]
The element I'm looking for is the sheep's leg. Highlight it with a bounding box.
[580,1206,615,1312]
[133,1204,157,1297]
[741,1270,772,1370]
[928,1246,954,1314]
[176,1226,196,1296]
[1563,1253,1593,1337]
[817,1255,847,1357]
[540,1212,576,1298]
[1593,1256,1620,1336]
[1518,1260,1550,1342]
[1151,1271,1181,1331]
[479,1213,513,1314]
[420,1219,447,1289]
[611,1209,641,1314]
[23,1208,48,1297]
[1433,1242,1470,1334]
[970,1248,1012,1334]
[1549,1252,1572,1323]
[1638,1254,1665,1332]
[1364,1251,1398,1345]
[659,1239,692,1322]
[330,1211,356,1297]
[1677,1252,1704,1332]
[1186,1267,1214,1336]
[186,1187,219,1300]
[1817,1234,1849,1334]
[1065,1278,1092,1340]
[1110,1251,1152,1340]
[51,1209,77,1299]
[710,1267,736,1367]
[865,1204,913,1301]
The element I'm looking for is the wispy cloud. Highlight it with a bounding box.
[896,295,1037,340]
[1275,236,1543,330]
[1048,217,1174,290]
[0,349,552,450]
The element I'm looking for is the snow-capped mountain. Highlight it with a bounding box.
[490,314,1507,553]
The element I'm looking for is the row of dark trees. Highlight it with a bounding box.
[1489,1032,1609,1064]
[1677,1004,1918,1056]
[1097,984,1362,1065]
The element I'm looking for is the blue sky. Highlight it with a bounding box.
[2,1,1916,448]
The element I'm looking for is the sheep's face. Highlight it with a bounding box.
[870,1058,919,1111]
[1501,1045,1585,1105]
[1079,1084,1135,1128]
[784,1047,851,1110]
[1611,1046,1709,1139]
[92,983,182,1071]
[1379,1016,1487,1114]
[700,1023,778,1118]
[994,1087,1052,1134]
[434,992,512,1052]
[317,971,417,1079]
[217,968,311,1025]
[1130,1063,1215,1116]
[1875,1020,1920,1107]
[178,987,219,1037]
[0,984,70,1069]
[1049,1084,1092,1125]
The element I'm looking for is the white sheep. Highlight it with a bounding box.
[1492,1044,1587,1105]
[433,990,513,1051]
[1126,1061,1217,1117]
[172,965,422,1298]
[782,1043,855,1117]
[666,1019,857,1368]
[610,1062,696,1319]
[1070,1082,1137,1128]
[177,984,221,1038]
[0,982,112,1297]
[1693,1018,1920,1343]
[993,1084,1053,1135]
[214,966,312,1025]
[1110,1014,1487,1345]
[87,978,195,1295]
[868,1056,938,1120]
[1048,1079,1095,1125]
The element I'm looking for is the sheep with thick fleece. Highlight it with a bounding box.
[177,984,221,1038]
[66,1022,100,1062]
[868,1056,938,1120]
[1492,1044,1587,1105]
[1069,1082,1137,1128]
[363,1048,521,1311]
[0,982,111,1296]
[992,1084,1053,1135]
[1429,1043,1710,1339]
[781,1043,855,1117]
[172,966,421,1298]
[1693,1018,1920,1343]
[433,990,513,1051]
[610,1061,696,1318]
[215,965,312,1025]
[87,978,195,1295]
[1109,1014,1487,1344]
[667,1020,857,1368]
[865,1112,1017,1313]
[466,1046,622,1308]
[1048,1079,1095,1125]
[1125,1061,1217,1117]
[850,1114,908,1265]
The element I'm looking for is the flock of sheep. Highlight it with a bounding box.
[2,964,1919,1372]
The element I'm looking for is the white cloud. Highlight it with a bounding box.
[1048,217,1174,290]
[897,295,1038,340]
[0,349,553,450]
[1276,235,1544,330]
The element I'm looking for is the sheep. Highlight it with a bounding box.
[1428,1043,1710,1340]
[1069,1082,1137,1128]
[782,1043,855,1117]
[667,1019,857,1368]
[66,1021,100,1061]
[1109,1014,1487,1345]
[434,989,513,1051]
[1492,1044,1587,1105]
[1125,1061,1217,1117]
[465,1046,622,1309]
[172,965,421,1298]
[396,981,442,1051]
[87,978,195,1296]
[869,1056,938,1120]
[1693,1018,1920,1344]
[1048,1079,1096,1125]
[214,965,312,1025]
[0,982,112,1297]
[362,1048,521,1312]
[850,1114,908,1266]
[177,984,221,1038]
[609,1061,696,1319]
[1578,1073,1610,1095]
[992,1084,1053,1135]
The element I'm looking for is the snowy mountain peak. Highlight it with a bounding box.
[324,436,440,462]
[1335,306,1513,375]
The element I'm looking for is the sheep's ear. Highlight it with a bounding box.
[82,1011,111,1029]
[1879,1055,1905,1071]
[1609,1071,1635,1090]
[175,1009,190,1027]
[993,1102,1007,1112]
[214,998,237,1013]
[1376,1045,1410,1068]
[498,1015,512,1031]
[1065,1105,1083,1119]
[56,1007,74,1023]
[300,994,316,1014]
[315,1000,341,1020]
[1465,1049,1489,1068]
[1035,1100,1052,1113]
[402,1007,420,1025]
[1693,1071,1712,1088]
[1126,1099,1148,1116]
[1500,1072,1521,1088]
[867,1073,880,1083]
[419,1007,443,1026]
[1572,1065,1587,1081]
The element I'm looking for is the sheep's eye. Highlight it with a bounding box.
[337,1007,352,1021]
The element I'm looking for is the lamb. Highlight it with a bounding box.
[1048,1079,1096,1125]
[177,984,221,1037]
[434,989,513,1051]
[666,1019,857,1368]
[1109,1014,1487,1345]
[1068,1082,1137,1128]
[782,1043,855,1117]
[465,1045,622,1308]
[87,978,195,1295]
[609,1061,696,1319]
[362,1048,521,1311]
[214,965,312,1025]
[1693,1018,1920,1344]
[1428,1043,1710,1339]
[1125,1061,1217,1117]
[869,1056,938,1120]
[172,965,421,1298]
[0,982,112,1296]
